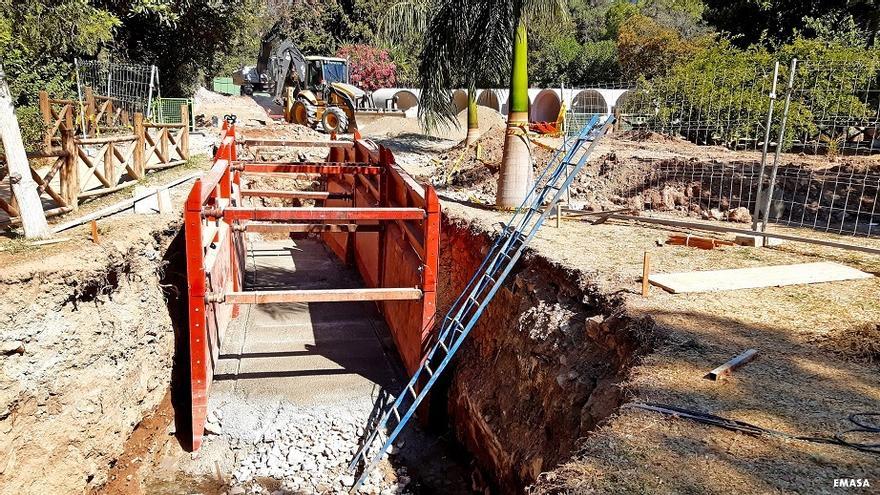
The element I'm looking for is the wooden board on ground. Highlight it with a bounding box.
[648,262,873,294]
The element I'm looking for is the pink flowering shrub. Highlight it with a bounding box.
[335,44,397,91]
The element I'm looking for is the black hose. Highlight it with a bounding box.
[625,402,880,455]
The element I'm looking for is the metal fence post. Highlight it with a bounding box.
[760,58,798,241]
[752,61,780,231]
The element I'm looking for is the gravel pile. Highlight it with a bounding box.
[205,402,412,495]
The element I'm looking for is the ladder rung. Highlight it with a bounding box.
[392,407,401,423]
[407,384,417,399]
[439,341,449,352]
[424,364,434,377]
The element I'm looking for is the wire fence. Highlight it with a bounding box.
[631,159,880,238]
[75,59,160,118]
[561,57,880,239]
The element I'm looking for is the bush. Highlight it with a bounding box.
[336,44,397,91]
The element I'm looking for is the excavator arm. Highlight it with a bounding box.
[269,40,307,103]
[256,22,307,103]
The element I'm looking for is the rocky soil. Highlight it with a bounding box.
[437,215,658,492]
[0,217,182,494]
[187,399,414,495]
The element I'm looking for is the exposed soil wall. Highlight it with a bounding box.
[438,215,657,493]
[0,221,182,494]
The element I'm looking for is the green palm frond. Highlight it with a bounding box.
[417,0,567,131]
[378,1,430,47]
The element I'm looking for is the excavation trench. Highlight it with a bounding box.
[434,214,655,493]
[0,211,651,494]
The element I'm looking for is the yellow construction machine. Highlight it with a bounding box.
[234,23,404,134]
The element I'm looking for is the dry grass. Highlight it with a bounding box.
[811,323,880,364]
[440,202,880,495]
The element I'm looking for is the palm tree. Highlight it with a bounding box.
[380,0,484,145]
[419,0,565,208]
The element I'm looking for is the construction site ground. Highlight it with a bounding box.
[2,90,878,494]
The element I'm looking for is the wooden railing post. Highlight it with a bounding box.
[180,104,190,160]
[161,126,169,165]
[61,128,79,211]
[104,141,115,185]
[105,99,114,127]
[133,112,145,179]
[84,86,96,136]
[39,91,52,150]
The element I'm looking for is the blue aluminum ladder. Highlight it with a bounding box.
[348,115,615,490]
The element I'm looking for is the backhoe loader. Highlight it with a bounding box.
[233,23,404,133]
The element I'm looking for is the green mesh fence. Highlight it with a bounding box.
[153,98,195,130]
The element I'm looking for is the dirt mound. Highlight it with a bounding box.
[812,322,880,364]
[193,87,271,127]
[241,122,324,141]
[360,108,506,142]
[618,129,689,144]
[431,124,556,204]
[0,218,181,494]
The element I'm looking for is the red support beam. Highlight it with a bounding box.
[237,222,384,233]
[212,288,423,304]
[217,206,426,222]
[236,162,381,175]
[240,139,353,148]
[240,189,351,200]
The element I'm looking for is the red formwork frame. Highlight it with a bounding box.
[183,124,440,450]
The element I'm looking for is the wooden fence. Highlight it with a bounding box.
[39,87,134,147]
[0,104,189,225]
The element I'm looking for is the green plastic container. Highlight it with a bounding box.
[212,77,238,95]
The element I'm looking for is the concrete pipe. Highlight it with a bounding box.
[571,89,610,115]
[476,89,501,112]
[530,89,562,123]
[451,89,469,113]
[371,88,420,111]
[608,89,632,113]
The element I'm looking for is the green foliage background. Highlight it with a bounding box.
[1,0,879,149]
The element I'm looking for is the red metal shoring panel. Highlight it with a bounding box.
[184,180,208,450]
[420,185,441,357]
[186,123,240,451]
[184,127,441,450]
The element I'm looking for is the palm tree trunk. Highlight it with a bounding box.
[466,85,479,145]
[496,20,531,208]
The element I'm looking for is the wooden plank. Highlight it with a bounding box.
[240,139,352,148]
[649,262,873,294]
[218,287,422,304]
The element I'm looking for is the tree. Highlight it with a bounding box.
[336,44,397,91]
[617,14,696,79]
[701,0,880,48]
[0,0,117,150]
[0,65,49,238]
